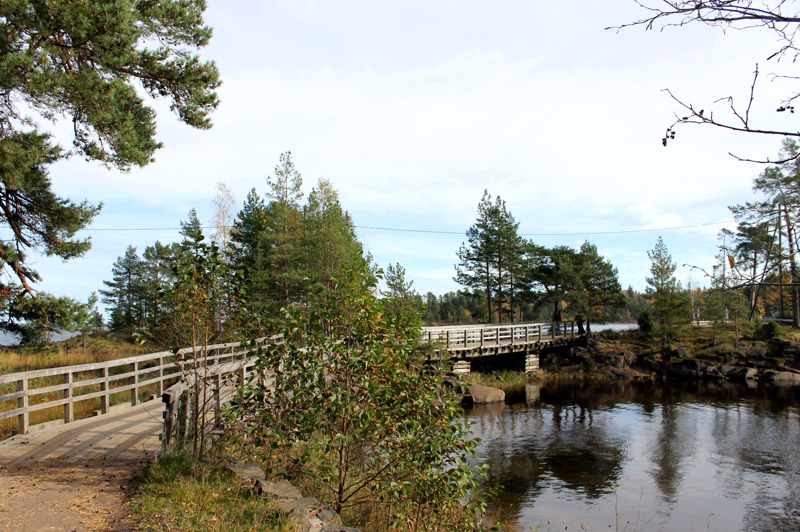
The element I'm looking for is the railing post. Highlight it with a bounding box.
[63,372,74,424]
[464,328,468,348]
[157,356,164,396]
[480,328,485,347]
[214,374,222,426]
[131,361,139,406]
[538,325,542,343]
[17,378,28,435]
[552,322,556,340]
[446,330,450,347]
[512,326,515,345]
[101,366,110,414]
[571,322,575,338]
[496,327,500,346]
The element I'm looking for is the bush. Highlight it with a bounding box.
[757,320,782,341]
[637,310,654,335]
[230,264,493,531]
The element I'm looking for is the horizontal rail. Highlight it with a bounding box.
[420,321,578,350]
[0,336,277,436]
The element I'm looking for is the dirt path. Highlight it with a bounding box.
[0,457,146,531]
[0,400,164,531]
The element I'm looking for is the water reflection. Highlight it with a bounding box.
[464,379,800,531]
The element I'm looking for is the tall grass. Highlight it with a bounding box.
[0,332,159,440]
[133,452,295,532]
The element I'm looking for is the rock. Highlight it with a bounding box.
[729,367,758,381]
[280,497,341,531]
[621,351,637,366]
[322,526,362,532]
[257,479,302,500]
[761,371,800,384]
[671,347,688,359]
[468,384,505,404]
[608,355,624,368]
[225,460,265,481]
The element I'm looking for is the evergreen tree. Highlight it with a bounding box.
[0,0,220,302]
[303,178,363,291]
[8,292,96,346]
[263,151,305,309]
[229,188,272,333]
[100,246,146,330]
[141,241,178,329]
[645,237,692,339]
[455,190,523,323]
[567,242,626,333]
[383,263,423,325]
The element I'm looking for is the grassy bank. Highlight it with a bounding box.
[132,453,294,532]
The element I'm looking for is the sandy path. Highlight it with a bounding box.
[0,400,164,531]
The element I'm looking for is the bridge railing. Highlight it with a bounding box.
[421,321,576,350]
[0,337,273,436]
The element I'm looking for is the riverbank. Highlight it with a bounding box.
[542,322,800,385]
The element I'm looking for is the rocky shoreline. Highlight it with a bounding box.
[543,335,800,385]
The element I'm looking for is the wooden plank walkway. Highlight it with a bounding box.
[0,398,163,469]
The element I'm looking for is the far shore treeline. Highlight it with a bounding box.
[8,140,800,347]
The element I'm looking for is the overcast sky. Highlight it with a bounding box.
[28,0,797,311]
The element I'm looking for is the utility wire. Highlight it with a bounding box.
[63,219,733,236]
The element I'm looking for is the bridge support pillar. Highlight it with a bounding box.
[453,359,470,375]
[524,352,540,374]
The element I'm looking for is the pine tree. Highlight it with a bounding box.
[303,178,363,291]
[100,246,146,330]
[455,191,500,323]
[229,188,272,332]
[645,237,692,339]
[263,152,306,309]
[0,0,220,300]
[567,242,625,333]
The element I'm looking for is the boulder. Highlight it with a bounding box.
[280,497,341,532]
[671,347,688,359]
[257,479,303,501]
[729,367,759,381]
[468,384,505,404]
[760,371,800,384]
[224,460,266,481]
[621,350,637,367]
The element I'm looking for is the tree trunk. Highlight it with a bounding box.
[783,205,799,327]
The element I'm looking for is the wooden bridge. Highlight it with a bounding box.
[0,321,580,529]
[0,321,579,446]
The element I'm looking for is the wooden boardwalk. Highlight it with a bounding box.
[0,398,163,469]
[0,322,577,463]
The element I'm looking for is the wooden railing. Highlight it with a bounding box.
[160,352,269,455]
[421,321,577,350]
[0,337,273,436]
[1,322,585,439]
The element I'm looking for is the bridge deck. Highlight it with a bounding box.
[0,398,163,469]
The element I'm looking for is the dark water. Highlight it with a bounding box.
[463,379,800,532]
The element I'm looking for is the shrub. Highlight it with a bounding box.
[637,310,654,335]
[757,320,781,341]
[230,264,493,531]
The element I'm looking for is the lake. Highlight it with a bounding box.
[463,379,800,531]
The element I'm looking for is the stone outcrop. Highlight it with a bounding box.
[221,457,360,532]
[463,384,505,405]
[539,335,800,387]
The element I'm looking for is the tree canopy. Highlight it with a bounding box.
[0,0,220,334]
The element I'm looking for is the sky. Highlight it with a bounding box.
[22,0,799,311]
